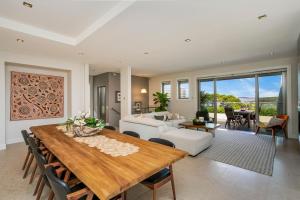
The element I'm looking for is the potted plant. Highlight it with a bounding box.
[153,92,170,112]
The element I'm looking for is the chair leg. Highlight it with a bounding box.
[36,179,45,200]
[255,127,260,135]
[48,191,54,200]
[22,150,30,170]
[86,191,94,200]
[29,161,38,184]
[33,174,43,196]
[23,154,34,179]
[153,188,157,200]
[271,128,276,140]
[48,153,54,163]
[282,127,288,138]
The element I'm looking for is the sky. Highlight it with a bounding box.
[200,75,282,98]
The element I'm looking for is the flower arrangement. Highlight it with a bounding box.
[65,112,105,131]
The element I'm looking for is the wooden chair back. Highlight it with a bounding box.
[276,114,289,128]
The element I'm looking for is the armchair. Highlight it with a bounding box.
[255,114,289,139]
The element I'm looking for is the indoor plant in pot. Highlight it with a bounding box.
[153,92,170,112]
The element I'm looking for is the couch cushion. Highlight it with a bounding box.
[123,116,166,127]
[160,128,213,156]
[142,111,170,119]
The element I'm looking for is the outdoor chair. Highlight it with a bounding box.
[224,106,243,128]
[255,114,289,139]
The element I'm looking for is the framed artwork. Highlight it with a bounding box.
[134,101,142,112]
[115,91,121,103]
[10,71,64,121]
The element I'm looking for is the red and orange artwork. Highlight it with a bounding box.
[10,71,64,120]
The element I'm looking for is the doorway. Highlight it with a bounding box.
[198,70,287,131]
[97,86,107,122]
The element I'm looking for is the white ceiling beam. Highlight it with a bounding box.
[75,0,136,45]
[0,17,76,45]
[0,1,136,46]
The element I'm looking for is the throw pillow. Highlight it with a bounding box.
[174,113,180,120]
[267,117,284,127]
[167,113,173,120]
[154,115,169,121]
[154,115,165,121]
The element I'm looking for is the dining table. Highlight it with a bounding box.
[234,110,255,128]
[30,124,187,200]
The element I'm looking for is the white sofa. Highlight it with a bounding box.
[119,113,213,156]
[135,111,186,128]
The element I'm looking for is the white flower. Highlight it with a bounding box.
[74,119,86,126]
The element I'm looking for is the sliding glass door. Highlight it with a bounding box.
[258,73,286,123]
[198,80,216,121]
[216,76,255,124]
[198,70,286,129]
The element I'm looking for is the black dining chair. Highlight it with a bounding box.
[104,126,116,131]
[224,106,242,128]
[45,166,124,200]
[45,166,94,200]
[123,131,140,138]
[27,137,64,200]
[21,130,35,179]
[148,138,175,148]
[143,138,176,200]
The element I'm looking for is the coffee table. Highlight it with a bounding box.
[179,121,221,132]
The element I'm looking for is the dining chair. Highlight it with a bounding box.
[123,131,140,138]
[224,106,242,128]
[143,138,176,200]
[45,166,124,200]
[104,126,116,131]
[45,166,94,200]
[21,130,35,179]
[27,137,65,200]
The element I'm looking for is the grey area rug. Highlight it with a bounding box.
[201,129,276,176]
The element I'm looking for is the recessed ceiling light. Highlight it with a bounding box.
[257,14,267,20]
[16,38,24,43]
[78,52,84,56]
[144,52,149,55]
[23,1,33,8]
[185,39,191,43]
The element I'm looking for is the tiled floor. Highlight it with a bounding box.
[0,132,300,200]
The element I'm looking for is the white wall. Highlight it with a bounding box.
[0,51,88,150]
[149,57,299,139]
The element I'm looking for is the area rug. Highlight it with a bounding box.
[201,129,276,176]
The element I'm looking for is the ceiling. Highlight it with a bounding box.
[0,0,300,77]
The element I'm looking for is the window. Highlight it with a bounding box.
[162,81,171,98]
[177,79,189,99]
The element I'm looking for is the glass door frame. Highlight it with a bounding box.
[198,70,287,125]
[197,79,217,123]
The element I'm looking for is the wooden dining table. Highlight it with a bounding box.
[30,124,187,200]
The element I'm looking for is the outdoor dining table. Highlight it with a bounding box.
[30,124,187,200]
[234,110,255,128]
